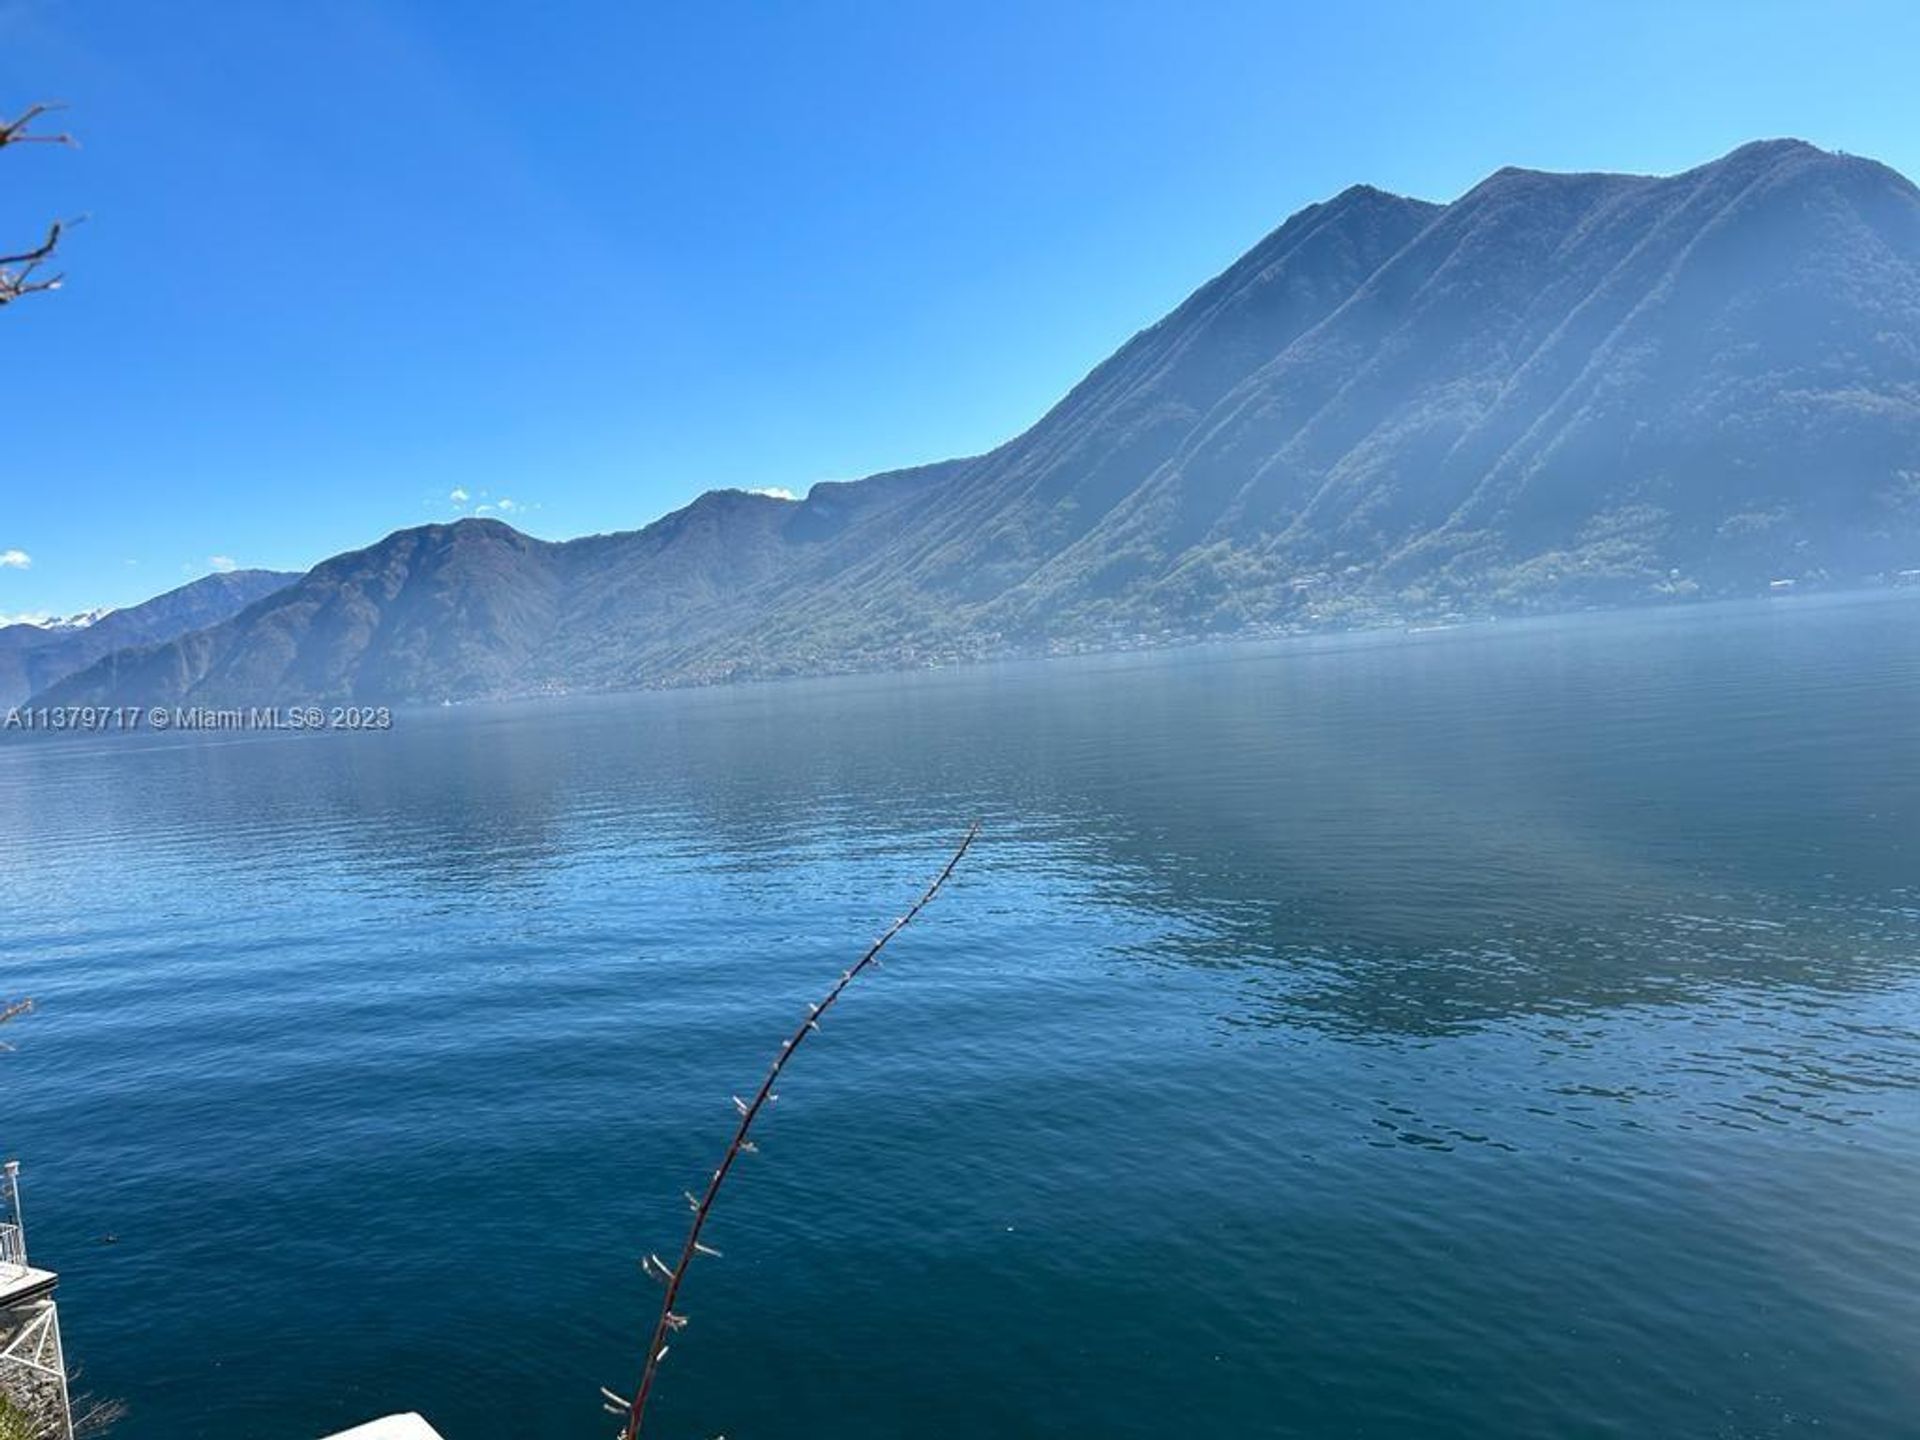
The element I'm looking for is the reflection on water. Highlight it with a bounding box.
[2,591,1918,1439]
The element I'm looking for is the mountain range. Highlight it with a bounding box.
[2,570,296,706]
[40,139,1920,707]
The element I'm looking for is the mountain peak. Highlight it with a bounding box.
[1680,135,1920,206]
[1720,136,1823,161]
[352,515,533,553]
[1695,136,1837,179]
[1455,139,1878,210]
[443,516,526,537]
[1,606,115,632]
[1327,181,1427,208]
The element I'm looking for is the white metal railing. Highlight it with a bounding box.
[0,1220,24,1273]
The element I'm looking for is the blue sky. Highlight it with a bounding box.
[3,0,1918,618]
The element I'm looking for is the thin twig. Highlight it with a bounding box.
[610,822,981,1439]
[0,217,86,303]
[0,103,76,149]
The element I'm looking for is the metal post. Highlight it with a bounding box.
[45,1305,73,1440]
[3,1161,23,1261]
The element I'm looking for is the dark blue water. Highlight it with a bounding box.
[4,593,1919,1439]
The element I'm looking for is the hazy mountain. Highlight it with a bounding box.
[1,569,298,705]
[42,140,1920,706]
[41,466,952,703]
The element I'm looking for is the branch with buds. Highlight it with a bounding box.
[2,102,77,306]
[605,822,981,1439]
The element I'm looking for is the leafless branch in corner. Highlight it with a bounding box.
[0,219,64,304]
[0,104,75,151]
[605,821,982,1440]
[2,102,77,306]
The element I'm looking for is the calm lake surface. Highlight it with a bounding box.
[4,593,1919,1440]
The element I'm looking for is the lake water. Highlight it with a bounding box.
[3,593,1919,1440]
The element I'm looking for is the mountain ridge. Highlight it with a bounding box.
[41,138,1920,706]
[2,569,299,706]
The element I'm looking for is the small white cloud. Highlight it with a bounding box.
[495,497,516,512]
[449,487,469,504]
[208,555,237,573]
[0,549,31,569]
[0,611,55,627]
[475,503,495,515]
[746,487,797,501]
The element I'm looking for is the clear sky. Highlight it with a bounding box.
[3,0,1918,618]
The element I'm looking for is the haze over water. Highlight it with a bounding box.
[4,592,1918,1439]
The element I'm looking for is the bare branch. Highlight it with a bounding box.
[70,1390,129,1438]
[0,220,60,270]
[615,822,981,1439]
[0,220,67,303]
[3,100,78,307]
[0,103,76,149]
[0,262,63,306]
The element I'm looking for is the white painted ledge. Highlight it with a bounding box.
[320,1415,446,1440]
